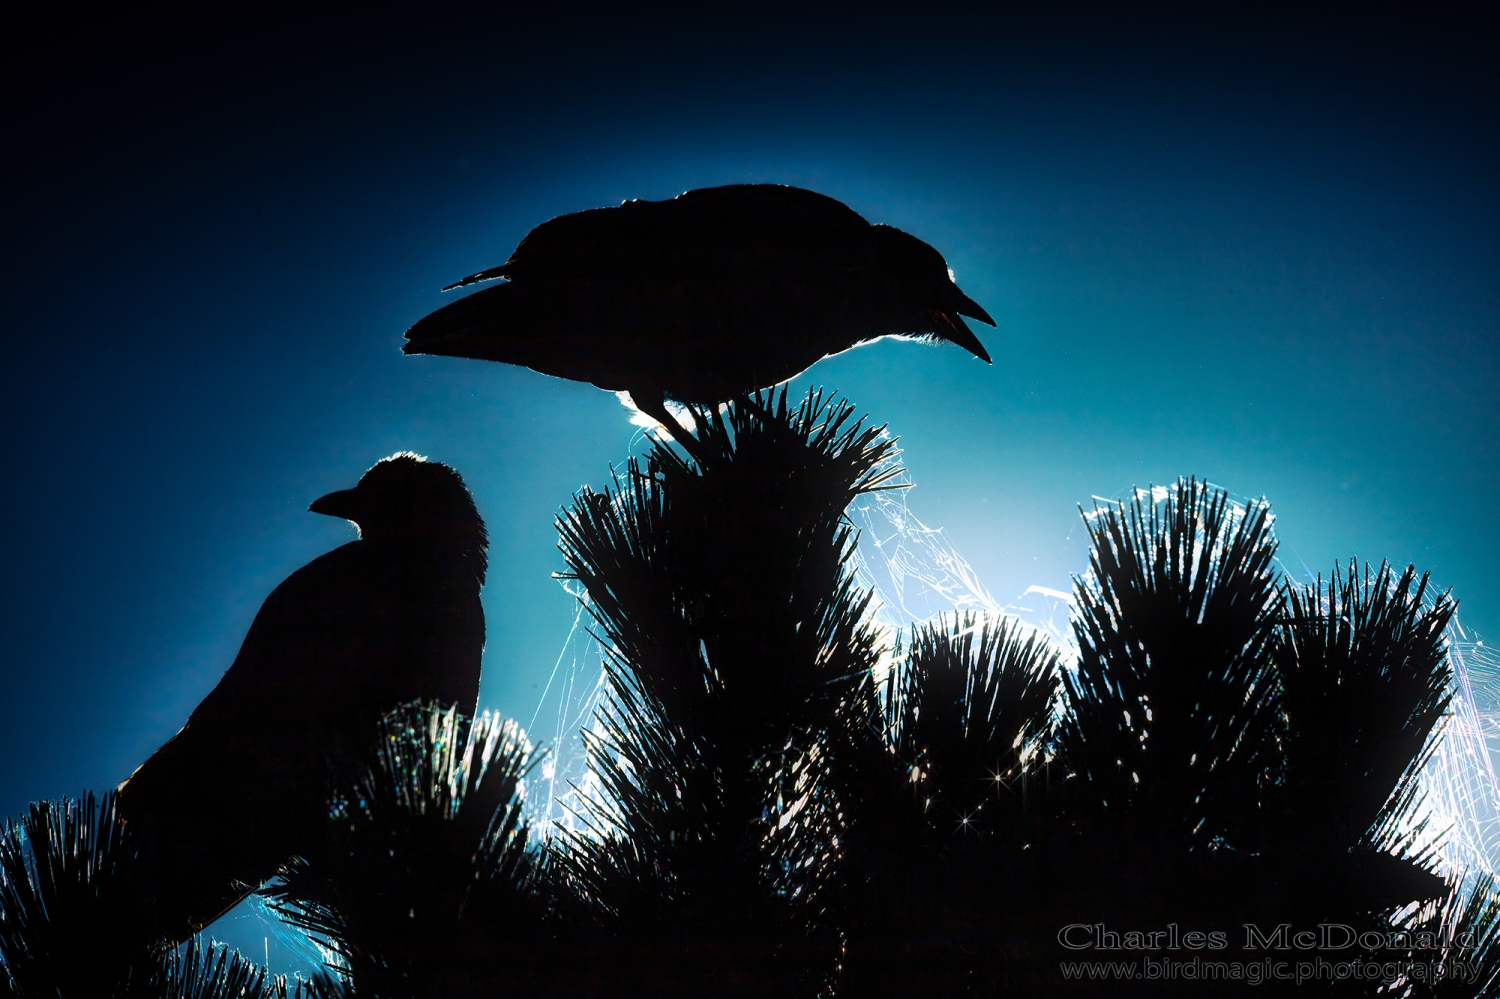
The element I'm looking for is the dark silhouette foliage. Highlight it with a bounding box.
[263,702,544,998]
[402,184,995,444]
[154,939,295,999]
[0,792,156,997]
[0,792,306,999]
[552,388,898,995]
[5,394,1490,999]
[118,454,488,941]
[1047,480,1288,980]
[1267,561,1456,921]
[1062,480,1283,845]
[794,613,1063,997]
[1398,876,1500,997]
[893,615,1060,823]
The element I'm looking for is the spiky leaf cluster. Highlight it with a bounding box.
[1061,479,1283,846]
[264,702,541,998]
[0,792,156,997]
[1397,875,1500,998]
[553,389,897,994]
[786,612,1063,997]
[1238,558,1456,951]
[0,792,299,999]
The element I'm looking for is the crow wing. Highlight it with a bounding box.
[435,184,876,291]
[118,539,484,936]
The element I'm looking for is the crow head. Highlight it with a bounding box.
[870,224,995,363]
[309,453,488,583]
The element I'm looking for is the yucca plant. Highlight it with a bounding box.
[263,701,543,998]
[1041,480,1289,992]
[791,611,1062,997]
[0,792,290,999]
[1060,479,1283,861]
[0,791,161,997]
[1040,481,1463,997]
[893,615,1060,832]
[1267,560,1455,924]
[1395,875,1500,998]
[553,388,897,996]
[549,415,1482,997]
[156,938,301,999]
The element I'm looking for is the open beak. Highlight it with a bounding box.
[309,488,362,522]
[939,312,993,364]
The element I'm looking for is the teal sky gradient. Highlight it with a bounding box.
[2,6,1495,875]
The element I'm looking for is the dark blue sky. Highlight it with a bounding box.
[2,5,1495,830]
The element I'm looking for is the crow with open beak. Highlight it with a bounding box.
[402,184,995,442]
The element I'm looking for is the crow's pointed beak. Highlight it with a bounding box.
[309,488,362,522]
[952,289,996,327]
[940,312,993,364]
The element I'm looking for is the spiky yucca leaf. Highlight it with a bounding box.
[557,388,897,745]
[0,791,165,998]
[554,389,893,995]
[1397,875,1500,998]
[264,702,540,998]
[557,656,812,997]
[1033,479,1292,995]
[1270,561,1455,917]
[1060,478,1282,849]
[892,612,1060,834]
[156,938,284,999]
[559,659,717,922]
[794,612,1062,997]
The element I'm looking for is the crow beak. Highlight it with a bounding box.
[939,312,993,364]
[309,488,362,522]
[951,289,996,327]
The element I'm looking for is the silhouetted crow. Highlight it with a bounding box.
[117,453,488,941]
[402,184,995,438]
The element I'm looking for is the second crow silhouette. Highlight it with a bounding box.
[117,453,488,941]
[402,184,995,437]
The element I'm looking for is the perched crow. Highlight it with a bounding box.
[117,453,488,941]
[402,184,996,437]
